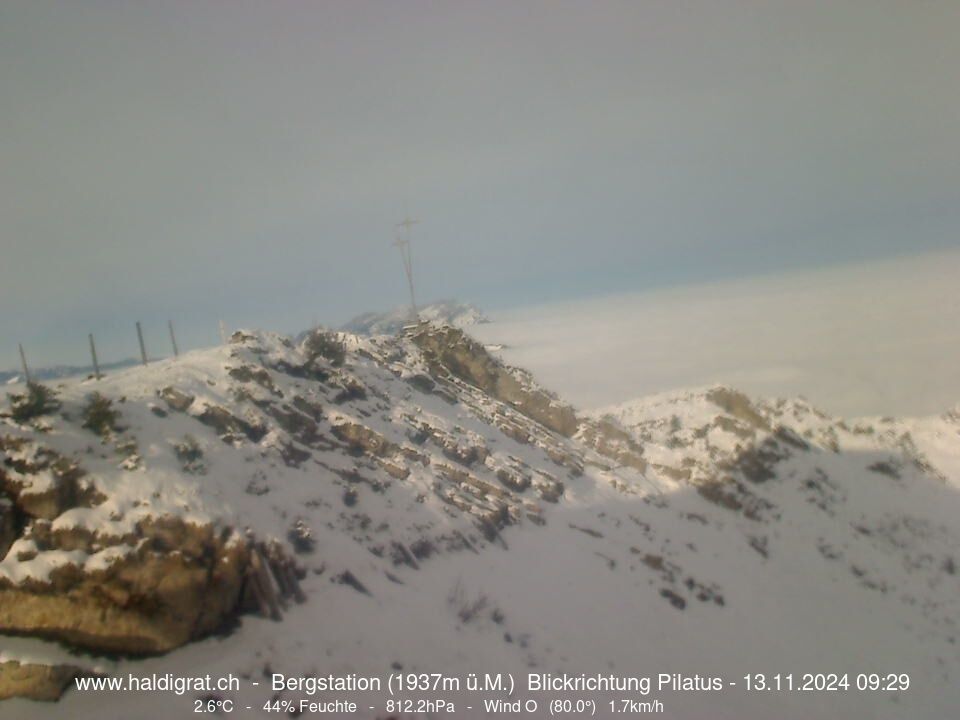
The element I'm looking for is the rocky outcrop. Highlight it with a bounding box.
[408,324,578,437]
[0,517,248,655]
[194,403,266,444]
[158,386,194,412]
[0,434,257,699]
[0,437,85,521]
[0,661,84,701]
[705,387,769,431]
[577,417,648,473]
[332,422,397,458]
[0,498,15,560]
[406,325,649,479]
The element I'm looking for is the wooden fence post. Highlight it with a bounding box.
[136,322,148,365]
[89,334,101,380]
[18,343,31,385]
[168,320,179,358]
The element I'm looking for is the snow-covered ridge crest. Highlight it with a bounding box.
[340,300,488,336]
[591,383,960,490]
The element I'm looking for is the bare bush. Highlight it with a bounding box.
[447,580,490,624]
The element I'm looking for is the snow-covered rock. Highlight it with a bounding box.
[341,300,488,336]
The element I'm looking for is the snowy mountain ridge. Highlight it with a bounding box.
[0,325,958,718]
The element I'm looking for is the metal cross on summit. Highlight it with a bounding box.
[393,216,419,319]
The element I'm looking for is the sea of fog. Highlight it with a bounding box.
[472,248,960,418]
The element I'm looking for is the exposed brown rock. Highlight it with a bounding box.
[532,471,565,503]
[578,417,648,473]
[653,463,692,482]
[0,523,248,655]
[0,498,15,560]
[195,404,266,443]
[0,442,83,521]
[713,415,755,439]
[0,661,83,702]
[263,403,321,445]
[705,387,769,431]
[159,386,194,413]
[331,422,397,458]
[379,459,410,480]
[495,467,531,492]
[408,325,578,437]
[721,437,791,484]
[228,365,282,397]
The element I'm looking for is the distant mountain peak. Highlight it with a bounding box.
[340,300,488,336]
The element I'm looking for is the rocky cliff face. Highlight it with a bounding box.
[0,426,252,685]
[407,323,579,437]
[0,515,247,654]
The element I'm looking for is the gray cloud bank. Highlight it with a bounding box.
[473,249,960,417]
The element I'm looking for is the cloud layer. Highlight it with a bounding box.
[473,249,960,417]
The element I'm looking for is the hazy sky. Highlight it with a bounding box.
[2,1,960,367]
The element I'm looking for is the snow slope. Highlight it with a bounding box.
[1,328,958,719]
